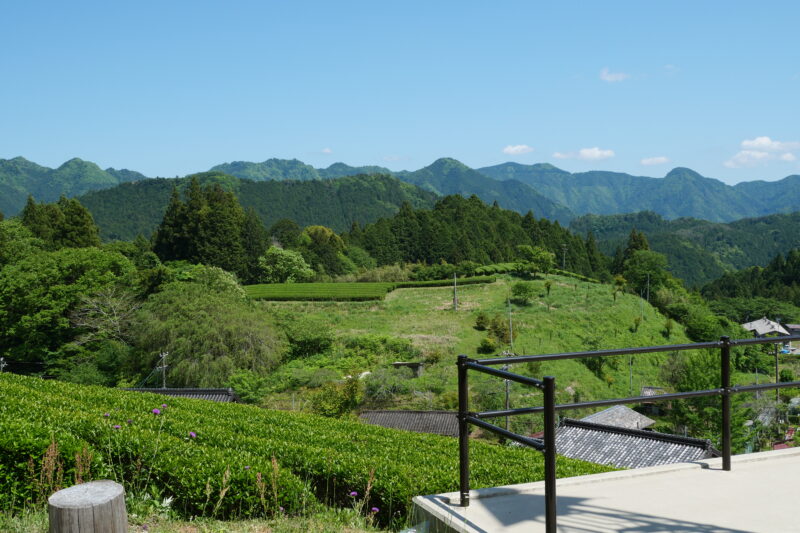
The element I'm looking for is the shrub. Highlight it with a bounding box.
[478,337,497,354]
[475,311,489,331]
[510,282,535,305]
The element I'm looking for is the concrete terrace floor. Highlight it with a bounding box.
[412,448,800,533]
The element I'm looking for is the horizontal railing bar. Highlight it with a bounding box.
[475,335,800,366]
[732,380,800,393]
[476,389,725,418]
[475,341,721,365]
[730,336,800,346]
[465,415,545,450]
[465,362,545,389]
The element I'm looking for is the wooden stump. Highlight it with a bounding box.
[48,480,128,533]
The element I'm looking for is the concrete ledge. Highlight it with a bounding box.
[412,448,800,533]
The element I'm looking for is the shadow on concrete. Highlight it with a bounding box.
[425,491,752,532]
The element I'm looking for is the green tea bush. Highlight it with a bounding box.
[0,374,613,526]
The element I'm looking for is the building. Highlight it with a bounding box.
[359,410,458,437]
[125,388,240,402]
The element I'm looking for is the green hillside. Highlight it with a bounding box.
[79,173,437,241]
[0,157,144,216]
[571,211,800,286]
[478,162,794,222]
[255,274,691,419]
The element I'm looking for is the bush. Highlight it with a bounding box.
[475,311,489,330]
[0,374,614,527]
[478,337,497,354]
[282,317,334,359]
[510,282,535,305]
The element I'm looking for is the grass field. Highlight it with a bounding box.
[257,274,695,424]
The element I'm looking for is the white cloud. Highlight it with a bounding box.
[740,136,800,152]
[502,144,534,155]
[724,150,771,168]
[724,137,800,167]
[663,64,680,75]
[641,156,670,166]
[321,147,333,154]
[599,67,630,83]
[578,147,615,160]
[553,147,615,160]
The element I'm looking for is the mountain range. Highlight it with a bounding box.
[0,157,146,216]
[3,155,800,227]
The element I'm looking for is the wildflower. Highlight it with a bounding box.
[371,507,379,513]
[103,413,110,418]
[127,419,132,424]
[161,403,168,408]
[152,408,161,415]
[244,465,250,470]
[349,491,358,497]
[189,431,197,438]
[113,425,121,429]
[279,506,285,512]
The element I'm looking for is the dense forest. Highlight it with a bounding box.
[79,172,438,240]
[571,210,800,286]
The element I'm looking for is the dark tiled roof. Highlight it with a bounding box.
[556,418,719,469]
[581,405,655,430]
[124,388,240,402]
[359,410,458,437]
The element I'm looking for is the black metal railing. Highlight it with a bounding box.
[457,334,800,533]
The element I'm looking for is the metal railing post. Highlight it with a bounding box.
[543,376,557,533]
[457,355,470,507]
[721,336,731,471]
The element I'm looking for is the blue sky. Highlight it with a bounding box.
[2,1,798,183]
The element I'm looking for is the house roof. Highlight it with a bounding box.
[556,418,719,469]
[359,410,458,437]
[741,317,790,337]
[581,405,656,430]
[640,386,666,398]
[124,388,240,402]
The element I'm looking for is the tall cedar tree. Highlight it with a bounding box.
[20,195,100,249]
[152,179,268,282]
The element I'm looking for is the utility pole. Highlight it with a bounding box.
[158,352,169,389]
[561,244,567,270]
[504,300,514,432]
[453,273,458,311]
[776,344,780,403]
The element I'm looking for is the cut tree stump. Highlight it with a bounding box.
[48,480,128,533]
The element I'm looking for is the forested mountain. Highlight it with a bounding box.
[210,158,394,181]
[571,211,800,286]
[478,163,775,222]
[79,172,437,240]
[702,249,800,309]
[395,158,574,224]
[0,157,145,216]
[349,194,606,278]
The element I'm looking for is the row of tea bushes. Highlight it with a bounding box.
[0,374,613,525]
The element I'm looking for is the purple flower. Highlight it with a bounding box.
[244,465,250,470]
[152,408,161,415]
[113,425,121,429]
[189,431,197,438]
[279,506,284,512]
[371,507,379,513]
[349,491,358,497]
[126,419,132,424]
[103,413,110,418]
[161,403,168,408]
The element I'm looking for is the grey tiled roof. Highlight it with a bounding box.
[581,405,655,430]
[125,388,240,402]
[556,418,719,469]
[359,410,458,437]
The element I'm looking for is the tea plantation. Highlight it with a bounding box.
[0,373,612,528]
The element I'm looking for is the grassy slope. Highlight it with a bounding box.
[259,275,692,413]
